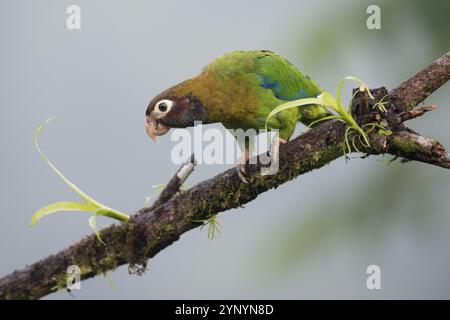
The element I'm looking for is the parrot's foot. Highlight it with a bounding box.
[236,151,251,183]
[237,163,248,183]
[258,136,286,177]
[269,137,287,156]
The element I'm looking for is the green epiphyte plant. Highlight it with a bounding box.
[31,118,129,244]
[265,76,375,157]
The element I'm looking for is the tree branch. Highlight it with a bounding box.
[389,130,450,169]
[396,105,437,123]
[152,153,196,208]
[1,52,449,300]
[390,51,450,112]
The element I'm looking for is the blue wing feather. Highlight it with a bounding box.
[259,75,311,100]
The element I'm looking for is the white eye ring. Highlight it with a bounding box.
[154,99,173,114]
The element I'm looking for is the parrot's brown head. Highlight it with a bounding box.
[145,80,206,141]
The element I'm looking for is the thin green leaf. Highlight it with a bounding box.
[344,76,375,99]
[336,79,345,105]
[307,115,342,128]
[35,118,102,208]
[208,218,222,240]
[103,272,115,291]
[373,95,389,113]
[265,97,323,132]
[344,126,352,156]
[351,135,361,153]
[34,118,129,222]
[317,92,339,111]
[89,210,106,245]
[347,89,360,113]
[30,201,95,226]
[95,207,129,222]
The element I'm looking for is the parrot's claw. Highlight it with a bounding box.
[237,162,248,183]
[268,137,287,158]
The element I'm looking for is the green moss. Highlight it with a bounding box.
[163,223,176,233]
[392,137,426,154]
[97,255,118,271]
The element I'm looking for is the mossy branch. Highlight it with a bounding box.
[0,51,449,300]
[390,51,450,112]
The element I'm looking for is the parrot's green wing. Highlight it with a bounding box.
[201,51,329,139]
[252,51,329,138]
[255,51,323,101]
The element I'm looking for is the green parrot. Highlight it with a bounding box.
[145,50,329,181]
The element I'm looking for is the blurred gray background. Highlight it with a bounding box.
[1,0,449,299]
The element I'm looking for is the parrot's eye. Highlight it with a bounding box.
[155,99,173,114]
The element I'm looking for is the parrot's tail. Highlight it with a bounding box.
[297,104,332,127]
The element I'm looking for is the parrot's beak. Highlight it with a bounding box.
[145,116,170,142]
